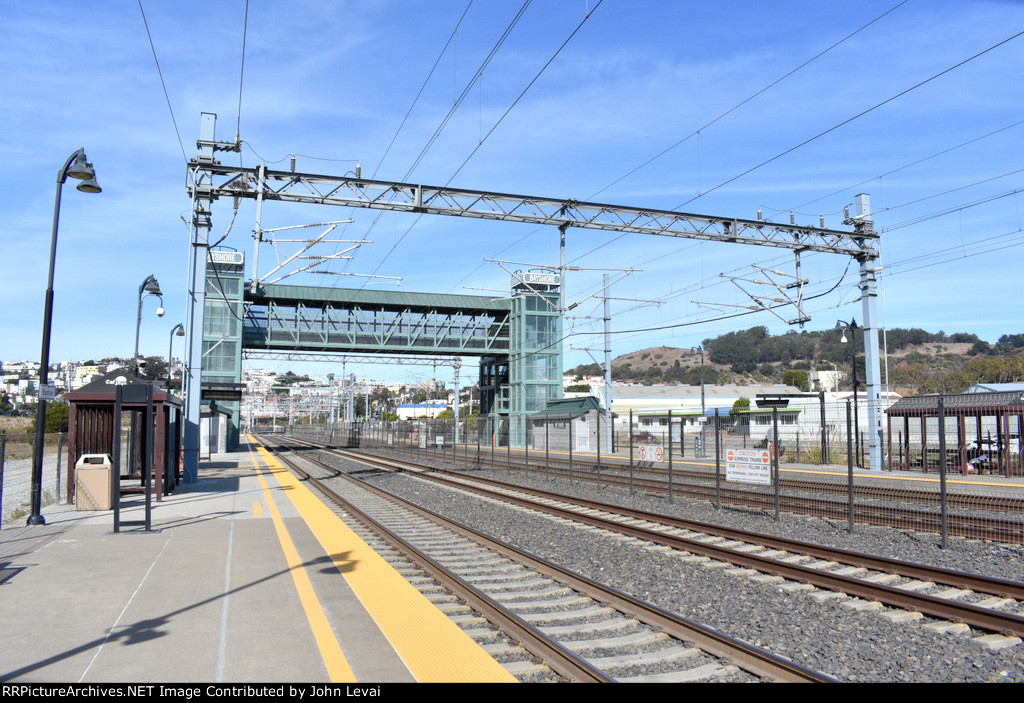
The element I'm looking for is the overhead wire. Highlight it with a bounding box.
[372,0,475,179]
[236,0,249,142]
[365,1,603,288]
[307,2,531,294]
[453,0,907,297]
[137,0,188,163]
[444,0,603,184]
[564,21,1024,346]
[588,0,911,203]
[676,28,1024,210]
[788,118,1024,212]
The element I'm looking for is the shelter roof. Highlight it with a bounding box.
[65,368,182,406]
[886,391,1024,416]
[249,284,511,315]
[530,395,606,421]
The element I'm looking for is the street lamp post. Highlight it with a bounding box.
[134,275,164,376]
[168,323,185,389]
[837,319,861,467]
[28,149,101,525]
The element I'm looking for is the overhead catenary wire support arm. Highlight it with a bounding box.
[186,141,884,471]
[187,164,879,259]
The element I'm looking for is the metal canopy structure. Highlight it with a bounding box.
[182,112,884,480]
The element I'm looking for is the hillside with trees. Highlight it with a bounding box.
[567,327,1024,394]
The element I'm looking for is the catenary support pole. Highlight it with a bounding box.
[182,113,217,484]
[854,194,884,472]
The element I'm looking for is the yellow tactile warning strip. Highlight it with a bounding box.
[247,447,358,683]
[249,438,518,683]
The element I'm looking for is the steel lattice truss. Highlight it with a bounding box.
[188,161,879,259]
[242,350,464,368]
[243,297,510,356]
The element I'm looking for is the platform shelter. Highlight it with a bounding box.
[64,369,183,504]
[885,390,1024,476]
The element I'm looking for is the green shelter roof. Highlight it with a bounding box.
[248,284,511,314]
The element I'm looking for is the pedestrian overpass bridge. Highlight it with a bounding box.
[201,251,563,451]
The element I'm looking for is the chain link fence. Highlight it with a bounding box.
[0,432,68,526]
[280,402,1023,544]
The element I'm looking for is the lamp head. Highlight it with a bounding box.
[66,152,95,180]
[75,176,101,194]
[156,306,165,318]
[142,275,162,296]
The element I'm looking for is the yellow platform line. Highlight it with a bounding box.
[247,447,357,683]
[251,439,517,683]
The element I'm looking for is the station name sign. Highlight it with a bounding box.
[208,251,244,265]
[522,271,561,286]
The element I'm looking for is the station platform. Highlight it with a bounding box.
[0,437,518,684]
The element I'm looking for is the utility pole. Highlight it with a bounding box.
[603,274,613,454]
[850,194,884,471]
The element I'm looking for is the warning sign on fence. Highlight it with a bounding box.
[637,445,664,462]
[726,448,771,485]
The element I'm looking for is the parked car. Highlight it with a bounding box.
[632,431,656,442]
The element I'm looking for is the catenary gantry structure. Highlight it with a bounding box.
[182,112,883,481]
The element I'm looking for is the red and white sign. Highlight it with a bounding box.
[727,448,771,485]
[637,445,663,462]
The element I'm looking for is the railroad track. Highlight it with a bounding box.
[366,437,1024,543]
[282,436,1024,646]
[257,434,834,683]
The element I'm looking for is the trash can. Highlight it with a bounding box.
[75,454,114,510]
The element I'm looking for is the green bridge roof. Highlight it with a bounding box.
[247,284,511,314]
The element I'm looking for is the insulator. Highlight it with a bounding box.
[290,154,296,172]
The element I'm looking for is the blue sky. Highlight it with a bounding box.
[2,1,1023,387]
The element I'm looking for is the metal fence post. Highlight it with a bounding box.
[847,401,854,533]
[667,409,673,503]
[714,409,721,510]
[569,418,574,485]
[680,414,685,459]
[56,431,65,505]
[545,418,550,480]
[628,409,634,494]
[938,395,948,548]
[773,407,780,521]
[524,418,529,474]
[0,430,6,528]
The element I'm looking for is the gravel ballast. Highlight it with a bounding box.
[323,451,1024,683]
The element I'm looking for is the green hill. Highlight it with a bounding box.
[567,327,1024,394]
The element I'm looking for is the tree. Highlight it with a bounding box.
[136,355,168,382]
[730,397,750,415]
[27,401,69,433]
[781,369,809,392]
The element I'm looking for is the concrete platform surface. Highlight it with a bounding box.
[0,439,515,684]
